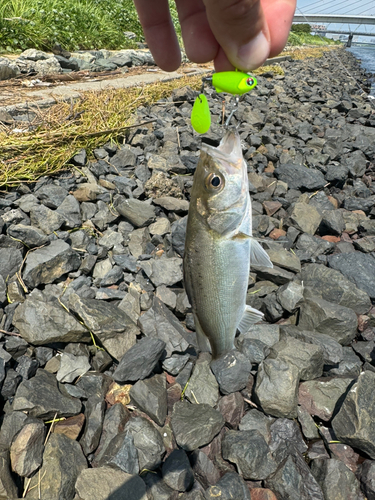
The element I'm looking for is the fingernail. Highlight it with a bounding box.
[237,31,270,70]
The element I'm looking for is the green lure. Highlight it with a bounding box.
[191,93,211,134]
[212,71,257,95]
[191,71,257,134]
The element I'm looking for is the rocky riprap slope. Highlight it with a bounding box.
[0,45,156,81]
[0,49,375,500]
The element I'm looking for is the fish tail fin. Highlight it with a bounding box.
[238,305,264,334]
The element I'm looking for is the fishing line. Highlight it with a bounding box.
[295,5,375,111]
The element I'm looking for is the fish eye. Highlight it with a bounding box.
[246,77,255,87]
[205,173,224,191]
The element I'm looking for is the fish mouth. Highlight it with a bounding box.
[200,129,244,172]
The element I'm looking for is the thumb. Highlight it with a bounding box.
[203,0,270,71]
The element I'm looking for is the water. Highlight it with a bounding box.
[347,46,375,96]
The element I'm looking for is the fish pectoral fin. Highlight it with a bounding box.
[238,305,264,334]
[250,238,273,268]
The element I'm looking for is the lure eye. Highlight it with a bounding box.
[205,173,224,192]
[246,77,255,87]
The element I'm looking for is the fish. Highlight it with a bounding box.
[212,71,257,95]
[183,129,273,359]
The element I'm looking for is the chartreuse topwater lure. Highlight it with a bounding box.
[191,71,257,134]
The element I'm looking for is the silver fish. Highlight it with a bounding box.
[183,129,273,359]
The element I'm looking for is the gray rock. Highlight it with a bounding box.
[162,449,194,491]
[222,429,277,480]
[211,350,251,394]
[171,401,224,451]
[113,337,166,382]
[237,337,269,364]
[241,324,280,347]
[138,296,191,356]
[239,409,274,443]
[56,352,90,383]
[162,353,190,376]
[19,48,49,61]
[277,281,304,313]
[253,264,296,285]
[128,227,151,258]
[275,164,326,191]
[25,433,87,500]
[270,336,324,380]
[124,416,165,470]
[299,377,355,421]
[75,466,147,500]
[0,450,19,499]
[254,357,300,418]
[269,418,308,464]
[13,369,81,419]
[35,56,62,75]
[12,292,90,345]
[301,264,372,315]
[15,355,39,379]
[358,460,375,500]
[319,209,345,235]
[10,419,45,477]
[217,392,244,429]
[185,354,219,407]
[328,252,375,299]
[310,458,365,500]
[298,295,358,345]
[141,256,183,287]
[130,373,167,426]
[0,411,28,449]
[265,453,324,500]
[0,247,23,280]
[0,57,20,80]
[115,198,156,227]
[96,431,138,474]
[80,396,106,455]
[266,246,301,273]
[153,196,189,213]
[297,405,320,440]
[56,194,82,228]
[332,371,375,459]
[324,346,362,377]
[205,472,251,500]
[189,449,220,490]
[7,224,48,248]
[171,215,187,257]
[30,204,66,233]
[23,240,81,288]
[290,202,322,235]
[68,293,139,360]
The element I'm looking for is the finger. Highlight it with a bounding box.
[175,0,219,64]
[262,0,296,58]
[133,0,181,71]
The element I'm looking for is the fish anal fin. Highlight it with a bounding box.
[193,313,212,354]
[238,305,264,334]
[231,231,250,240]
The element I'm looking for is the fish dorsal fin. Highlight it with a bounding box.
[231,234,274,268]
[238,305,264,334]
[250,238,273,268]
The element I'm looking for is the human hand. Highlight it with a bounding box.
[133,0,297,72]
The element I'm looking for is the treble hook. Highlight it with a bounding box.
[225,95,240,127]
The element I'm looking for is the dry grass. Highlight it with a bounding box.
[0,74,203,188]
[283,45,342,60]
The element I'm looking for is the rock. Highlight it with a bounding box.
[319,209,345,236]
[56,194,82,228]
[222,429,277,480]
[12,291,90,345]
[297,405,320,440]
[7,224,48,248]
[275,164,326,191]
[68,293,139,360]
[0,247,23,280]
[358,460,375,500]
[310,458,365,500]
[138,297,191,356]
[239,409,274,443]
[142,471,176,499]
[53,414,85,440]
[140,256,183,287]
[124,416,165,470]
[148,218,171,236]
[299,377,355,421]
[162,449,194,491]
[269,418,308,463]
[95,430,139,474]
[80,396,106,455]
[0,450,18,499]
[217,392,244,429]
[10,419,45,477]
[171,401,224,451]
[332,371,375,459]
[211,350,251,394]
[15,355,39,379]
[93,403,130,465]
[265,453,324,500]
[75,467,147,500]
[128,227,151,258]
[276,281,304,313]
[205,472,251,500]
[301,264,372,315]
[254,357,300,418]
[25,433,87,500]
[171,215,187,257]
[0,411,28,449]
[252,265,296,285]
[35,56,62,75]
[0,57,20,80]
[290,202,322,235]
[56,353,90,383]
[328,252,375,299]
[242,324,280,347]
[30,204,66,233]
[153,196,189,213]
[184,354,219,407]
[115,198,156,227]
[19,48,49,61]
[113,337,166,382]
[298,296,358,345]
[266,246,301,273]
[13,369,82,419]
[130,373,167,426]
[23,240,81,288]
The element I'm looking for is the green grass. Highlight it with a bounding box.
[287,32,342,46]
[0,0,181,52]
